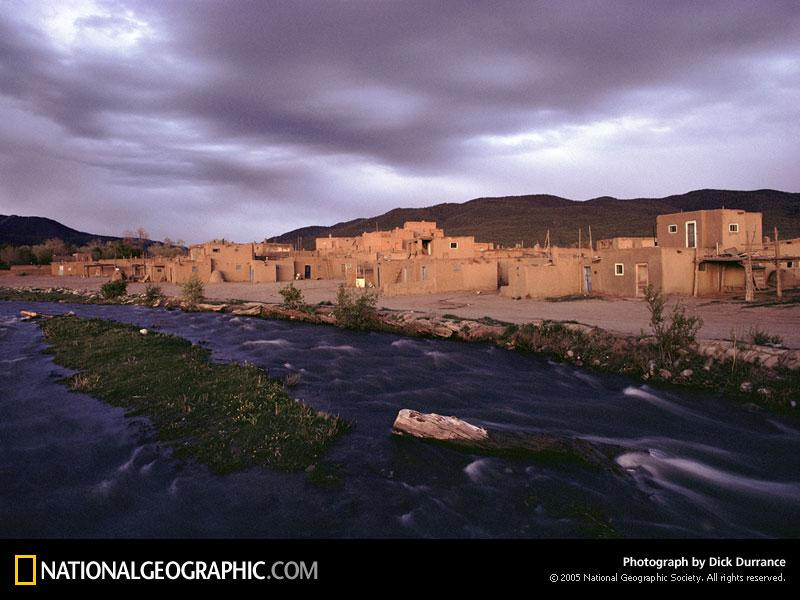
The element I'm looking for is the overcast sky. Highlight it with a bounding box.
[1,1,798,243]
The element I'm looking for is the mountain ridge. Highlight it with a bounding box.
[0,215,151,247]
[271,188,800,249]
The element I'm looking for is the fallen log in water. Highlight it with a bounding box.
[391,409,623,470]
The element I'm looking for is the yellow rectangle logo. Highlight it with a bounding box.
[14,555,37,586]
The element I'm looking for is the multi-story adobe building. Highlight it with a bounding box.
[49,209,798,299]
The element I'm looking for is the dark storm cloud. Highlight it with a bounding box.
[1,1,799,241]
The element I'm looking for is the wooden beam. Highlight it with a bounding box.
[391,409,623,469]
[774,226,782,299]
[745,231,755,302]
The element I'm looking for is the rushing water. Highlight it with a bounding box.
[1,301,799,538]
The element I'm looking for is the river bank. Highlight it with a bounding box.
[3,274,799,347]
[4,284,799,414]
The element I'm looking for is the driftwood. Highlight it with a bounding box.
[20,310,76,321]
[391,409,623,470]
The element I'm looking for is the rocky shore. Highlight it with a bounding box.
[4,285,799,413]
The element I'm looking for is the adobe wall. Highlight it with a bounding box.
[379,258,497,296]
[500,256,583,299]
[657,209,762,250]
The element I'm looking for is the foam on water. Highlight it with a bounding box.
[617,452,800,500]
[463,458,493,483]
[623,385,716,424]
[241,338,292,347]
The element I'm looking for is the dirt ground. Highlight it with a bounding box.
[4,273,800,348]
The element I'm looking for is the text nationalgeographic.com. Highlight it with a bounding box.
[15,556,318,585]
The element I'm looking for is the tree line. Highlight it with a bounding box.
[0,229,187,269]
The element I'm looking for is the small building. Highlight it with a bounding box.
[656,209,762,252]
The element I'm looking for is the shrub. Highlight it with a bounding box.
[100,279,127,299]
[643,284,703,365]
[181,274,204,308]
[144,284,163,303]
[284,372,302,388]
[333,284,378,329]
[748,326,783,347]
[278,282,305,310]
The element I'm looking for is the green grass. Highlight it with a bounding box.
[40,315,350,474]
[0,287,96,303]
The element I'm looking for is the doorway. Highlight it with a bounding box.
[635,263,649,297]
[304,264,312,279]
[583,266,592,294]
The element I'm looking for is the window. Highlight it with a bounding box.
[212,248,220,253]
[729,223,739,233]
[192,266,198,273]
[698,263,706,271]
[421,265,428,280]
[686,221,697,249]
[668,224,678,234]
[449,241,459,249]
[452,263,461,272]
[236,264,241,271]
[788,261,795,269]
[614,263,624,276]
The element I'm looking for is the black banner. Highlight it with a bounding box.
[2,539,798,590]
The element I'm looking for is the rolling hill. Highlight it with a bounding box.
[0,215,142,247]
[272,189,800,249]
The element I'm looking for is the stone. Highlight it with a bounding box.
[196,303,228,312]
[680,369,693,378]
[139,329,148,336]
[739,381,753,393]
[658,369,672,380]
[230,306,262,316]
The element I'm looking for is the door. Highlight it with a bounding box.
[686,221,697,248]
[583,266,592,294]
[635,263,649,297]
[304,264,311,279]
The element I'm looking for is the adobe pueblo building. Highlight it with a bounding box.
[50,208,799,300]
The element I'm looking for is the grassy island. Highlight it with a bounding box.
[40,315,350,473]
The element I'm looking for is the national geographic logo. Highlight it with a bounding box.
[14,555,37,586]
[8,555,317,585]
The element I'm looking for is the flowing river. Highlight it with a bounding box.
[1,301,799,538]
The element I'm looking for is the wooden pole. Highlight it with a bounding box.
[774,226,783,299]
[692,247,699,297]
[744,231,755,302]
[577,228,583,293]
[588,225,593,255]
